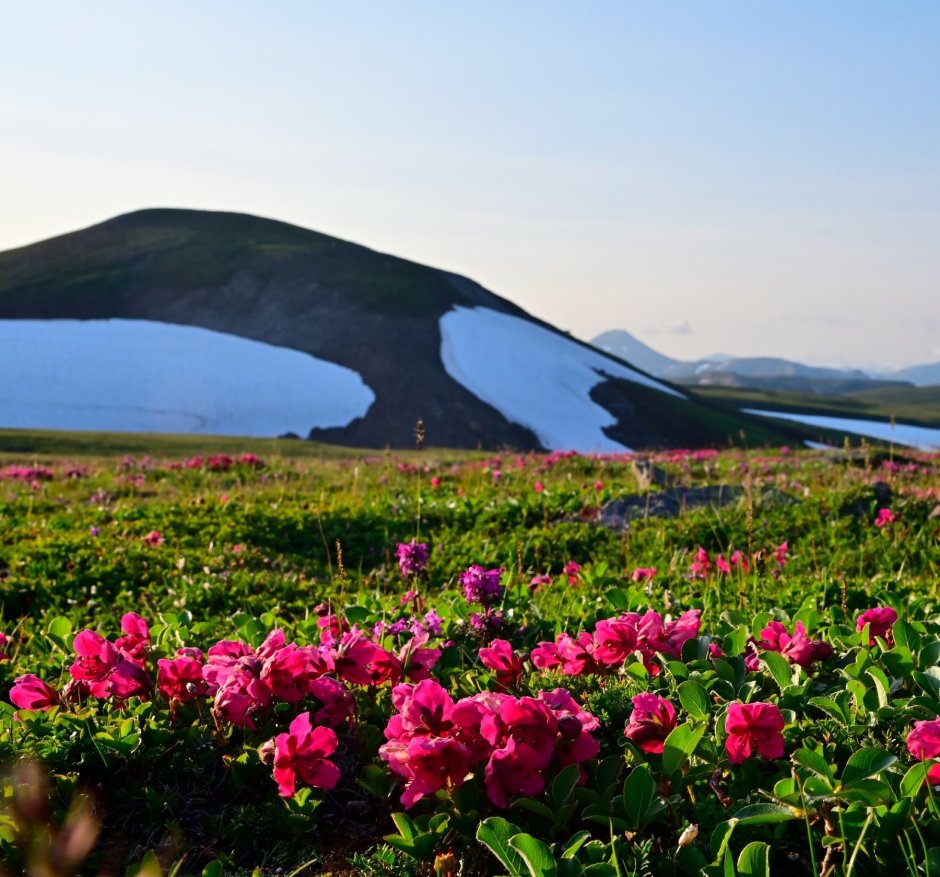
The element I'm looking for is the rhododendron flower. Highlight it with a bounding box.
[874,508,895,527]
[10,674,59,710]
[70,629,150,700]
[484,737,549,808]
[158,649,207,702]
[631,567,657,583]
[856,606,898,646]
[272,712,341,797]
[531,632,598,676]
[459,565,504,606]
[563,561,581,584]
[396,540,430,577]
[0,632,9,662]
[730,550,749,572]
[624,693,677,754]
[662,610,702,659]
[534,481,544,493]
[592,619,638,666]
[724,702,785,764]
[399,735,473,807]
[114,612,150,666]
[309,677,356,727]
[715,555,731,575]
[689,547,711,579]
[261,643,323,703]
[759,620,832,669]
[529,573,553,590]
[478,639,524,689]
[142,530,163,546]
[906,718,940,785]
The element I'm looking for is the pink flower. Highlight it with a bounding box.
[142,530,163,546]
[399,735,473,807]
[69,629,149,701]
[874,508,896,527]
[759,620,832,669]
[529,573,553,590]
[729,550,749,573]
[594,481,604,492]
[261,643,323,703]
[689,547,711,579]
[563,561,582,584]
[631,567,657,583]
[906,718,940,785]
[272,712,341,797]
[592,619,638,666]
[484,737,548,808]
[430,476,441,488]
[0,632,10,662]
[478,640,524,689]
[624,693,677,754]
[716,555,731,575]
[309,677,356,727]
[534,481,544,493]
[724,702,785,764]
[10,675,59,710]
[114,612,150,666]
[856,607,898,646]
[158,650,207,702]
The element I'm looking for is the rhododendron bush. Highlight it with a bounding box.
[0,444,938,876]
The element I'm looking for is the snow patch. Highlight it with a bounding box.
[440,306,684,452]
[743,409,940,450]
[0,319,375,436]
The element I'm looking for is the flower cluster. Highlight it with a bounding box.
[530,609,701,676]
[395,540,430,578]
[379,679,599,808]
[459,565,504,606]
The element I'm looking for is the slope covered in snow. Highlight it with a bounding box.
[743,409,940,450]
[0,320,375,436]
[440,307,684,452]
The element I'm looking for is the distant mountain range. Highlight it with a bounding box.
[593,330,940,393]
[0,209,810,452]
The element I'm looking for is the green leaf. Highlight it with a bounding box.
[552,763,582,807]
[561,830,591,859]
[839,748,897,788]
[737,841,770,877]
[807,696,849,724]
[46,615,73,649]
[791,747,834,784]
[900,762,930,798]
[390,812,416,842]
[678,680,711,721]
[477,818,526,877]
[512,797,559,821]
[762,651,792,690]
[913,667,940,701]
[662,722,707,774]
[509,833,557,877]
[731,803,799,826]
[622,763,657,830]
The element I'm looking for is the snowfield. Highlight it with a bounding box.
[440,307,685,452]
[0,320,375,436]
[744,409,940,450]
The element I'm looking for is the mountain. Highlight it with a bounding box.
[0,209,805,451]
[879,362,940,387]
[593,329,913,394]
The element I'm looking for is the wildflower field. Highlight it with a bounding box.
[1,443,939,877]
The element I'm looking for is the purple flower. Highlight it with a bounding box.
[460,565,504,606]
[423,611,443,636]
[396,540,430,578]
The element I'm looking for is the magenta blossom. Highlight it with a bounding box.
[459,565,504,606]
[874,508,896,527]
[271,712,341,797]
[856,606,898,646]
[906,718,940,785]
[759,620,832,669]
[396,540,430,578]
[631,567,657,583]
[10,675,60,711]
[478,640,524,689]
[484,737,549,809]
[624,693,677,754]
[724,702,785,764]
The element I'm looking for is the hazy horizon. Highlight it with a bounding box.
[2,3,938,370]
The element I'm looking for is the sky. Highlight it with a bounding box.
[2,2,939,369]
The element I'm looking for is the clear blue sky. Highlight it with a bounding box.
[2,2,938,368]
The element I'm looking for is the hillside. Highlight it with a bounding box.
[0,209,804,451]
